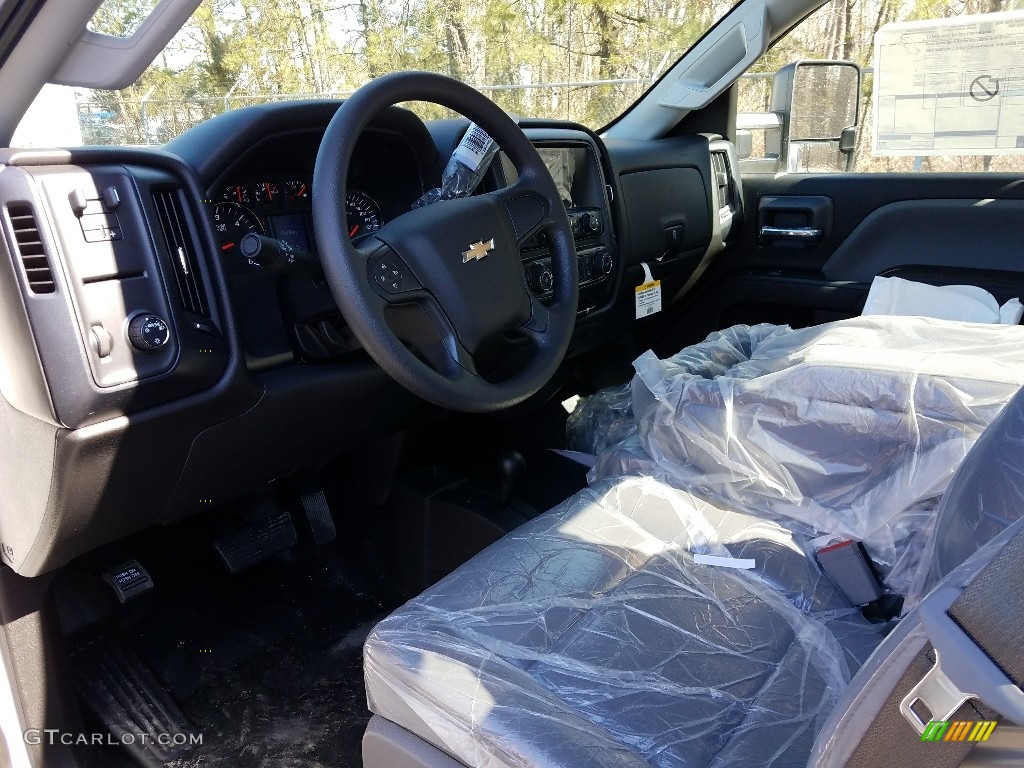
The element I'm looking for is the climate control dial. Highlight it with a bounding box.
[590,248,613,276]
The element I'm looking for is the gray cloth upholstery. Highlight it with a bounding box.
[585,317,1024,610]
[365,477,885,768]
[933,381,1024,580]
[366,334,1024,768]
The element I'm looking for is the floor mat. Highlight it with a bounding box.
[79,531,398,768]
[164,617,379,768]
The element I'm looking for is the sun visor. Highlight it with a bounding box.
[50,0,200,90]
[657,1,770,111]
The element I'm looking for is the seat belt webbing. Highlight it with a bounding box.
[947,528,1024,689]
[844,527,1024,768]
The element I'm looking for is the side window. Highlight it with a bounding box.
[738,1,1024,174]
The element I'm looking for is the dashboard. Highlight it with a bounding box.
[195,113,621,370]
[0,99,736,577]
[209,128,426,276]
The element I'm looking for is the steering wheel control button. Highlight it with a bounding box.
[128,314,171,352]
[371,255,420,294]
[89,325,113,358]
[527,261,554,295]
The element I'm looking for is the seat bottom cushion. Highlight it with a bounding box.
[364,476,886,768]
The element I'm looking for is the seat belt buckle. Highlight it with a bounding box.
[900,650,976,734]
[815,539,883,606]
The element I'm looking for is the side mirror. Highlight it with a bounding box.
[735,130,753,160]
[771,60,861,172]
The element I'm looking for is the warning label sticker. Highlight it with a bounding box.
[635,279,662,319]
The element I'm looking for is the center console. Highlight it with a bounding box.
[491,135,618,318]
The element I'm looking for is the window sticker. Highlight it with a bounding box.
[874,10,1024,156]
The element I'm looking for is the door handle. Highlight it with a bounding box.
[757,196,833,250]
[759,226,823,241]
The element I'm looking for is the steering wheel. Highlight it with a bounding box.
[312,72,578,413]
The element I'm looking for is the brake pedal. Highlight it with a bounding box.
[299,481,337,545]
[214,510,297,573]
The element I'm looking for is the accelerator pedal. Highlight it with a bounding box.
[214,510,297,573]
[71,632,194,766]
[298,481,337,545]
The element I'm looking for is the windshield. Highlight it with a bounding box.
[29,0,738,146]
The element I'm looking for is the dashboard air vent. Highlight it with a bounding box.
[152,189,208,317]
[710,152,733,212]
[7,202,55,294]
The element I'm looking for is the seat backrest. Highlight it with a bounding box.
[932,381,1024,580]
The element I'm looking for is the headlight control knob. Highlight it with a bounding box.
[128,314,171,352]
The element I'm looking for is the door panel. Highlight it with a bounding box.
[653,172,1024,355]
[820,198,1024,283]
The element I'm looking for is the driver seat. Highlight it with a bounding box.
[361,386,1024,768]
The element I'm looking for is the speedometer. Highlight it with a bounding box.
[345,190,383,239]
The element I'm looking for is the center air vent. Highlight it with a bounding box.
[152,189,208,317]
[7,202,55,294]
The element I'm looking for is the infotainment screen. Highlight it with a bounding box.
[537,148,576,206]
[498,146,583,207]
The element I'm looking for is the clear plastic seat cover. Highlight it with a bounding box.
[365,476,886,768]
[366,317,1024,768]
[571,316,1024,608]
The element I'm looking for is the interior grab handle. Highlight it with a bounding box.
[759,226,823,240]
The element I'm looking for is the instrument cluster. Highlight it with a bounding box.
[211,177,384,272]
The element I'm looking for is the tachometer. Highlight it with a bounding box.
[345,190,382,239]
[212,202,266,269]
[220,184,250,205]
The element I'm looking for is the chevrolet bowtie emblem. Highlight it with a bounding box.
[462,239,494,263]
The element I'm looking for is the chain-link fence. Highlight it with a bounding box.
[76,74,1024,174]
[76,79,650,146]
